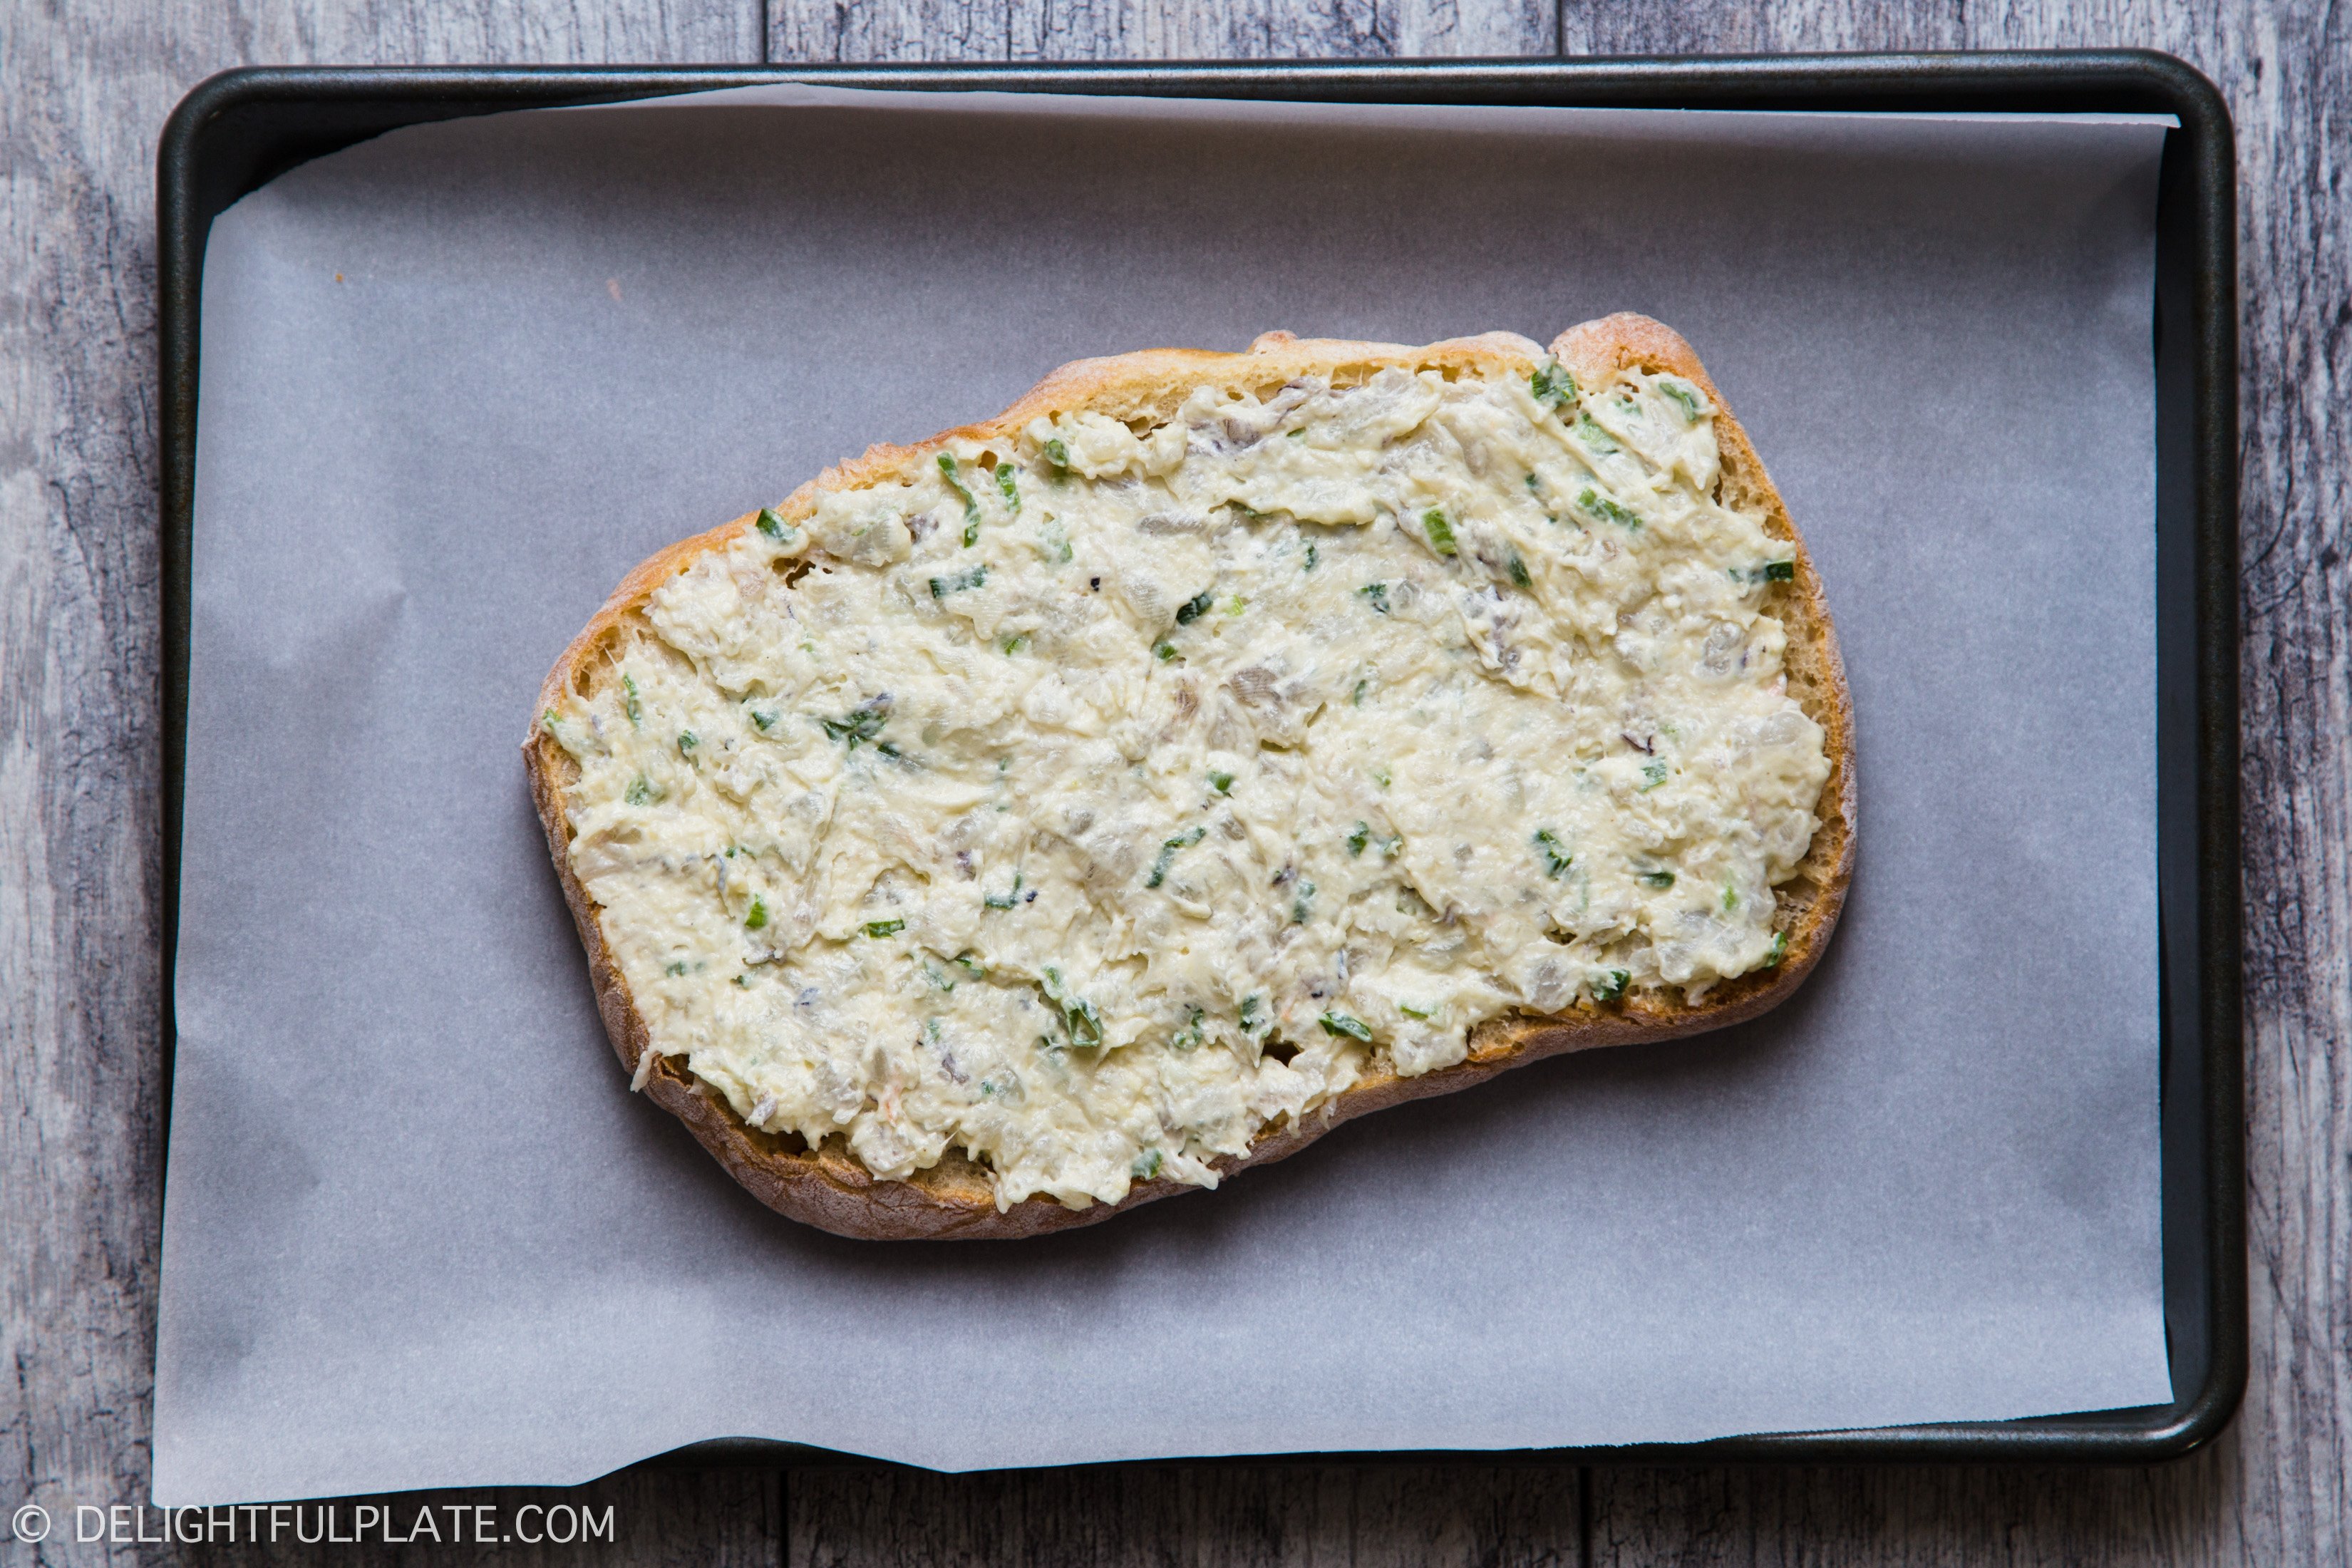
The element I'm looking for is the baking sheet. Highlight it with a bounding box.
[155,85,2175,1504]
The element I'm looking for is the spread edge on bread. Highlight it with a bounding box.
[526,314,1857,1240]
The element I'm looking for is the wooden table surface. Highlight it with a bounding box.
[5,1,2343,1562]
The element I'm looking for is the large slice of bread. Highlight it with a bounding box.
[525,314,1855,1240]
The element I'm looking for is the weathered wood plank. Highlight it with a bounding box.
[0,3,761,1565]
[789,1465,1579,1568]
[1582,1,2352,1564]
[771,0,1555,63]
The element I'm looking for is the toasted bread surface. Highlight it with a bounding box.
[526,315,1855,1239]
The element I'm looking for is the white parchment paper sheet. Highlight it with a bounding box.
[156,87,2174,1505]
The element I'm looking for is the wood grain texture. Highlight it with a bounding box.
[788,1465,1579,1568]
[0,3,758,1565]
[6,0,2343,1562]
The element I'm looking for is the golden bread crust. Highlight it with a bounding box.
[524,315,1855,1240]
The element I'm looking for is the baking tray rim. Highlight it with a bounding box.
[154,51,2244,1471]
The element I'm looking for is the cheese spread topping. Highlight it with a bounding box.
[544,350,1830,1210]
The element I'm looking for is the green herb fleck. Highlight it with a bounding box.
[954,950,986,979]
[744,896,768,931]
[621,673,642,728]
[1286,428,1307,441]
[1763,559,1795,582]
[1290,880,1316,924]
[1132,1147,1164,1180]
[1531,359,1577,409]
[1042,436,1071,476]
[1358,582,1391,614]
[676,731,698,758]
[1380,834,1403,859]
[1640,760,1669,790]
[1041,966,1103,1048]
[1175,587,1215,625]
[1723,884,1740,912]
[863,917,906,939]
[1224,594,1247,617]
[541,708,562,736]
[666,961,688,976]
[1346,822,1371,857]
[1373,765,1391,790]
[1145,825,1207,889]
[1574,413,1620,455]
[1209,770,1234,794]
[1524,472,1541,494]
[1239,994,1269,1036]
[1659,379,1703,422]
[1640,869,1677,889]
[923,960,955,992]
[1578,488,1640,528]
[1399,1003,1435,1021]
[733,974,750,988]
[1352,678,1368,706]
[984,872,1024,911]
[820,700,892,750]
[1594,969,1631,1004]
[994,461,1021,513]
[748,706,777,732]
[623,775,656,806]
[1154,639,1179,662]
[1304,542,1319,571]
[935,455,982,545]
[929,563,988,599]
[1507,552,1532,590]
[1001,633,1028,655]
[1535,829,1572,878]
[1171,1006,1206,1052]
[755,507,790,540]
[1422,509,1458,557]
[1319,1011,1373,1042]
[1763,929,1788,969]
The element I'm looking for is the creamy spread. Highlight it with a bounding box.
[542,346,1830,1210]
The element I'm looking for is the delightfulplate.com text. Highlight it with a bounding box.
[9,1500,616,1547]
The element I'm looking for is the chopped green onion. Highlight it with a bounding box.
[1524,473,1541,494]
[1640,760,1669,790]
[748,706,776,732]
[1175,587,1215,625]
[1239,994,1269,1035]
[929,563,988,599]
[1507,552,1532,589]
[666,961,688,976]
[1399,1003,1435,1021]
[1042,436,1071,475]
[954,950,986,979]
[1641,870,1677,889]
[863,917,906,939]
[621,673,641,728]
[939,453,982,544]
[1346,822,1371,857]
[924,960,955,992]
[1723,884,1740,912]
[1659,379,1703,422]
[1154,640,1179,662]
[1578,488,1640,528]
[623,775,656,806]
[984,872,1024,910]
[1286,428,1307,441]
[1290,880,1316,924]
[1422,509,1458,557]
[1041,966,1102,1047]
[1319,1011,1373,1042]
[1352,678,1369,706]
[1145,825,1207,889]
[1535,829,1572,878]
[1358,582,1391,614]
[1001,633,1028,655]
[994,461,1021,513]
[677,730,698,756]
[1209,770,1234,794]
[1594,969,1630,1003]
[755,507,790,540]
[1574,414,1619,455]
[1304,542,1319,571]
[1531,360,1577,409]
[1763,929,1788,969]
[745,897,768,930]
[1132,1147,1164,1180]
[820,701,891,749]
[1763,559,1795,582]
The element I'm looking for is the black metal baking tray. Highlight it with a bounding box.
[158,52,2242,1467]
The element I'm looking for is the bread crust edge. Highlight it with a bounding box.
[522,314,1857,1241]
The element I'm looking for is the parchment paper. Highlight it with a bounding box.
[155,86,2175,1505]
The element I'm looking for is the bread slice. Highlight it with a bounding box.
[525,314,1855,1240]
